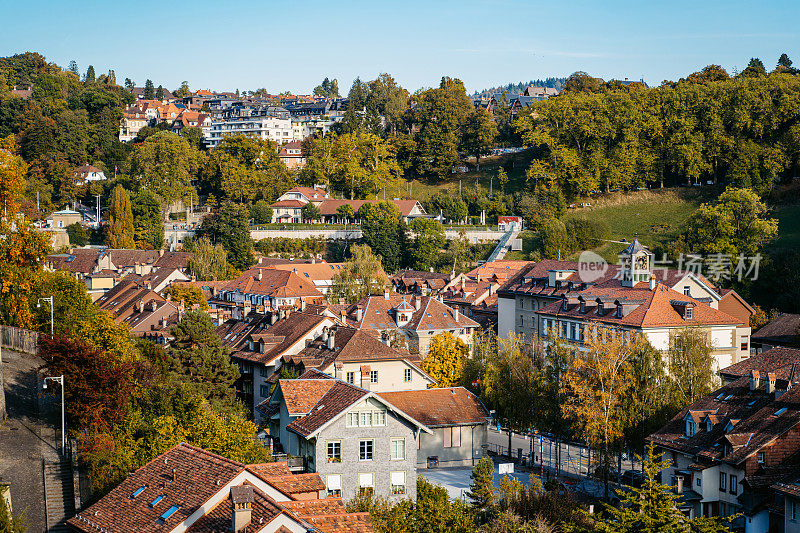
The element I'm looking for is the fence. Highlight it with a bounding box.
[1,325,39,354]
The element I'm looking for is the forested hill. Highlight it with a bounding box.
[472,77,566,96]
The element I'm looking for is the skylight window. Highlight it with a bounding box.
[150,495,164,507]
[747,400,757,407]
[160,505,180,520]
[716,393,726,400]
[724,395,734,401]
[775,407,788,417]
[131,486,146,498]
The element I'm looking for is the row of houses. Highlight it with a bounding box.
[269,186,427,223]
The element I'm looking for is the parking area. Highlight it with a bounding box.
[420,459,542,501]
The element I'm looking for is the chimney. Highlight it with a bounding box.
[271,311,278,325]
[454,307,459,322]
[675,475,684,494]
[334,361,343,380]
[321,327,329,342]
[300,299,306,311]
[414,297,421,311]
[429,267,434,273]
[356,306,363,322]
[460,277,465,291]
[159,248,164,257]
[230,485,254,533]
[384,288,390,300]
[138,300,144,313]
[649,277,656,290]
[327,328,335,350]
[340,310,347,324]
[477,273,481,283]
[767,373,776,395]
[257,269,263,281]
[750,370,760,391]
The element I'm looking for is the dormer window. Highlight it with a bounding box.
[685,307,693,319]
[685,420,695,437]
[616,304,623,318]
[706,420,713,432]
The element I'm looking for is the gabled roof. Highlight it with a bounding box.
[268,262,349,282]
[278,379,337,415]
[648,373,800,467]
[377,388,490,428]
[185,483,286,533]
[342,294,479,332]
[221,268,323,299]
[230,311,333,366]
[68,443,245,533]
[316,199,425,218]
[753,314,800,345]
[720,348,800,381]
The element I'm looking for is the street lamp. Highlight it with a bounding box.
[43,375,66,456]
[37,296,54,336]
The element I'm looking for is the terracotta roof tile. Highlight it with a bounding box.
[377,388,489,427]
[286,381,368,437]
[246,462,292,478]
[281,497,346,516]
[259,474,325,497]
[279,380,337,415]
[303,512,373,533]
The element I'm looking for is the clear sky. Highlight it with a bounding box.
[2,0,798,94]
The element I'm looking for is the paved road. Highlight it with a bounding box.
[0,348,60,533]
[487,428,640,480]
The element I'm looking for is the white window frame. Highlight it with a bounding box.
[370,370,378,384]
[391,471,406,496]
[326,440,341,463]
[391,437,406,461]
[404,368,412,382]
[326,474,342,497]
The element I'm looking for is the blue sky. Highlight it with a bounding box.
[2,0,798,94]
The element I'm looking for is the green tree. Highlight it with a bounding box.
[668,326,718,406]
[65,222,87,246]
[188,236,238,281]
[329,244,389,304]
[462,108,498,169]
[409,217,446,271]
[250,200,273,225]
[358,201,407,272]
[467,456,496,511]
[156,85,165,100]
[197,200,254,270]
[84,65,95,84]
[67,60,79,76]
[106,185,135,248]
[143,79,155,99]
[336,203,355,222]
[497,167,509,194]
[164,284,208,310]
[168,311,241,412]
[130,131,199,207]
[313,77,339,98]
[741,57,767,77]
[131,189,164,249]
[174,80,191,98]
[589,444,730,533]
[301,201,321,222]
[210,135,292,203]
[422,332,468,387]
[409,77,474,179]
[124,77,134,90]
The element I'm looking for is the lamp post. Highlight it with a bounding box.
[37,296,54,336]
[43,375,66,456]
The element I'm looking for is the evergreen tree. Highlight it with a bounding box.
[156,85,165,100]
[168,311,241,412]
[467,456,496,511]
[131,189,164,249]
[125,77,134,90]
[778,53,793,69]
[197,200,254,270]
[84,65,95,83]
[106,185,135,248]
[358,201,407,272]
[68,60,79,76]
[144,79,155,99]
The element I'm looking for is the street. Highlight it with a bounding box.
[486,427,641,480]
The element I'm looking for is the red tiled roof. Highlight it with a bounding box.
[68,443,245,533]
[279,379,337,415]
[302,512,373,533]
[377,388,489,427]
[246,462,292,478]
[186,483,287,533]
[720,347,800,380]
[259,473,325,497]
[222,268,323,299]
[317,199,424,217]
[537,281,742,329]
[343,294,479,332]
[286,381,368,437]
[282,497,346,517]
[271,200,305,209]
[268,262,349,282]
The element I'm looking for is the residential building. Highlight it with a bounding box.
[280,325,435,393]
[119,109,149,141]
[752,313,800,352]
[316,199,427,224]
[95,278,166,322]
[498,241,753,370]
[209,267,325,320]
[648,356,800,531]
[272,200,305,223]
[337,293,479,356]
[67,442,373,533]
[377,388,490,468]
[719,347,800,385]
[266,261,356,295]
[266,375,429,500]
[170,110,213,137]
[130,86,175,101]
[279,140,306,169]
[274,186,330,206]
[391,270,453,295]
[205,106,293,148]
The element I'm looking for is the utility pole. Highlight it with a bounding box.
[96,194,101,227]
[36,191,40,212]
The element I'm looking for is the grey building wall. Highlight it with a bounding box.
[417,424,487,468]
[311,401,418,501]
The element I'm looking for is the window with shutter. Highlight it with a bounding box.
[451,426,461,447]
[443,427,452,448]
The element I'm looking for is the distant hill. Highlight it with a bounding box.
[472,78,567,97]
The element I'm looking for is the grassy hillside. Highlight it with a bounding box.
[504,187,711,262]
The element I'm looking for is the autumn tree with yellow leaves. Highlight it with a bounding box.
[423,331,468,388]
[561,326,645,500]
